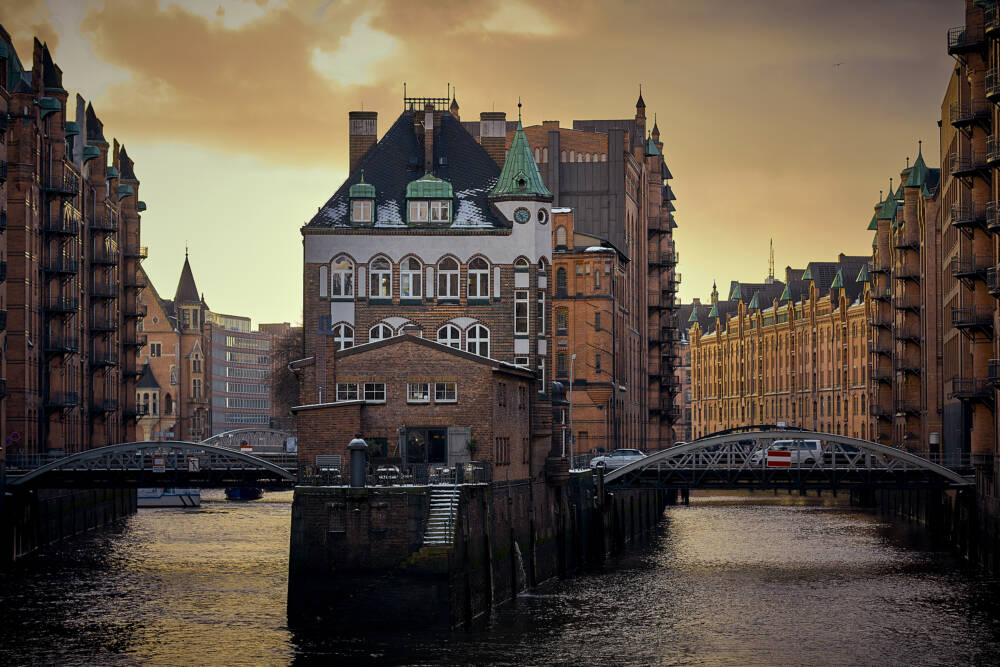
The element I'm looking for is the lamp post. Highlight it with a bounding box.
[569,353,576,469]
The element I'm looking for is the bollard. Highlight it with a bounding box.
[348,437,368,488]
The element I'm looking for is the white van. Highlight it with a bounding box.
[750,439,821,466]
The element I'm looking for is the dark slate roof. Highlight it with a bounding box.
[86,103,107,145]
[307,111,503,229]
[119,145,137,182]
[174,255,203,305]
[726,281,785,307]
[40,41,63,91]
[137,363,161,390]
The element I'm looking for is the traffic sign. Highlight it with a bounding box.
[153,456,166,473]
[187,456,200,472]
[766,450,792,468]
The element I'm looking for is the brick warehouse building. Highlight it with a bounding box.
[299,95,554,472]
[1,31,146,457]
[688,254,872,440]
[462,96,682,451]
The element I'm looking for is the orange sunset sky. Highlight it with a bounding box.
[2,0,962,324]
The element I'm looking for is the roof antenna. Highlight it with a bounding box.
[518,97,522,124]
[906,156,909,168]
[185,241,189,260]
[768,238,775,282]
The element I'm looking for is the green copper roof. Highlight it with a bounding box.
[0,44,6,59]
[877,192,897,220]
[780,284,792,302]
[749,291,760,310]
[349,170,376,199]
[106,166,119,179]
[137,201,147,212]
[730,283,742,300]
[645,136,660,157]
[38,97,61,119]
[802,266,813,281]
[117,184,134,201]
[82,145,100,162]
[489,121,552,200]
[867,213,878,231]
[708,302,719,318]
[64,121,80,137]
[872,231,878,248]
[906,147,929,188]
[406,173,453,199]
[688,308,698,323]
[895,183,904,201]
[831,269,844,289]
[856,264,869,283]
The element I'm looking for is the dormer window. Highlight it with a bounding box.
[406,174,453,225]
[431,200,450,222]
[352,199,372,223]
[348,170,375,224]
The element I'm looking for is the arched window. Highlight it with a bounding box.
[556,267,568,296]
[555,226,567,247]
[468,257,489,298]
[370,323,394,342]
[331,255,354,297]
[164,393,173,415]
[333,324,354,350]
[542,147,548,162]
[437,257,460,298]
[400,257,422,299]
[514,257,529,270]
[560,150,566,162]
[370,257,392,298]
[601,153,607,162]
[466,325,490,357]
[437,324,461,349]
[584,153,590,162]
[534,148,541,162]
[569,150,575,162]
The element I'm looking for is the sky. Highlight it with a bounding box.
[2,0,963,324]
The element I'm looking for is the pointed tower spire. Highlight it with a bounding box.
[174,249,203,305]
[489,110,551,201]
[651,113,660,142]
[711,281,719,305]
[767,238,775,283]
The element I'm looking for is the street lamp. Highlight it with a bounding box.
[569,353,576,469]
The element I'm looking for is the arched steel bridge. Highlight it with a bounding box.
[603,430,974,491]
[200,428,294,453]
[7,441,297,489]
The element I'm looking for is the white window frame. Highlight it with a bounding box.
[406,382,430,404]
[538,359,546,394]
[409,200,429,222]
[369,323,394,342]
[352,199,372,223]
[468,257,489,298]
[514,356,530,368]
[537,292,545,336]
[438,257,460,299]
[369,257,392,298]
[437,324,461,349]
[399,257,423,299]
[435,381,457,403]
[331,256,354,297]
[336,382,359,401]
[514,289,530,336]
[430,200,450,222]
[363,382,386,403]
[466,325,490,358]
[332,324,354,350]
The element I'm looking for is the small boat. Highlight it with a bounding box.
[225,487,263,501]
[138,488,201,507]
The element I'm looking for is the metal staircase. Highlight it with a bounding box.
[422,486,459,549]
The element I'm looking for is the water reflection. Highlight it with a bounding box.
[2,490,1000,665]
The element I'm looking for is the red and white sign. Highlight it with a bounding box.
[152,456,166,473]
[187,456,200,473]
[766,450,792,468]
[240,444,253,453]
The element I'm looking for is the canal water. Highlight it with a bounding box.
[1,490,1000,665]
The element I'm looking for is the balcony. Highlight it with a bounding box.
[988,267,1000,297]
[662,252,677,268]
[989,136,1000,165]
[42,213,80,236]
[895,400,921,415]
[90,347,119,368]
[868,340,892,356]
[43,296,79,314]
[124,304,147,319]
[892,237,919,252]
[988,6,1000,35]
[895,360,920,375]
[871,368,892,384]
[892,295,920,312]
[91,248,119,265]
[895,265,920,281]
[988,202,1000,232]
[952,305,994,334]
[989,68,1000,102]
[648,290,663,309]
[123,334,148,348]
[951,203,987,231]
[43,168,80,196]
[92,283,118,300]
[951,255,991,279]
[89,317,117,333]
[871,311,893,329]
[122,363,142,379]
[897,324,921,343]
[948,24,986,55]
[870,287,891,302]
[90,399,119,413]
[124,275,147,290]
[123,406,149,419]
[123,245,148,260]
[989,359,1000,386]
[871,404,894,419]
[950,377,993,402]
[42,257,79,276]
[661,349,680,364]
[661,279,678,296]
[91,212,119,232]
[44,335,79,354]
[951,152,988,178]
[45,391,79,409]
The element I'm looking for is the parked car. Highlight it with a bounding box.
[749,440,821,466]
[589,449,646,469]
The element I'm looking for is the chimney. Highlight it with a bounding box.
[424,103,434,174]
[349,110,378,173]
[480,111,507,166]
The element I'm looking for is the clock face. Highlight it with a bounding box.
[537,208,549,224]
[513,207,531,224]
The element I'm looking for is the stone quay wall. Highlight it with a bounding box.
[287,472,668,629]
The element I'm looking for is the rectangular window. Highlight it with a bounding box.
[192,358,201,373]
[192,378,202,398]
[408,200,429,222]
[514,290,529,335]
[430,200,450,222]
[149,342,162,358]
[363,383,386,403]
[514,356,530,368]
[352,200,372,222]
[336,383,359,401]
[595,311,601,331]
[406,382,430,403]
[556,310,568,335]
[538,359,545,394]
[434,381,457,403]
[557,351,568,377]
[595,353,602,373]
[537,292,545,335]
